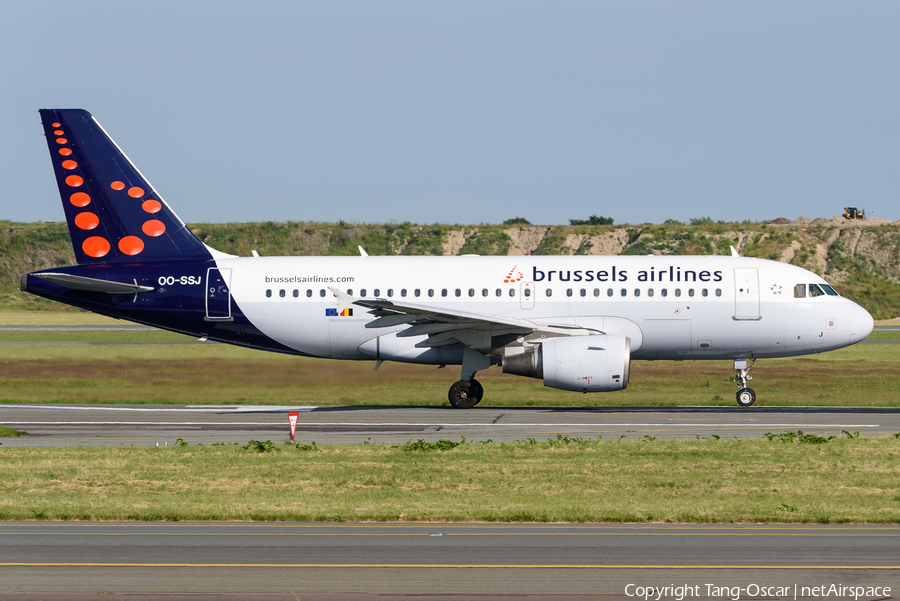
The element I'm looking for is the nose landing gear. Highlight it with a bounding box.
[733,357,757,407]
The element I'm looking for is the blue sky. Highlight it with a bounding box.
[2,2,898,225]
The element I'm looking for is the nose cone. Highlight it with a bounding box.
[849,302,874,344]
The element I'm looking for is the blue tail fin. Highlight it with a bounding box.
[39,109,211,264]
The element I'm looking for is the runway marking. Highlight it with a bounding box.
[1,562,898,569]
[0,422,881,428]
[3,531,898,537]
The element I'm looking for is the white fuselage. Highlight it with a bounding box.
[212,254,873,364]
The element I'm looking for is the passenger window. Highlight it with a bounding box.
[387,289,394,297]
[374,288,380,297]
[688,288,695,297]
[346,289,352,296]
[509,288,515,297]
[661,288,668,297]
[428,289,434,297]
[648,288,654,297]
[441,289,448,297]
[634,289,640,297]
[607,288,613,297]
[808,284,825,297]
[620,288,627,297]
[319,289,326,297]
[266,289,272,298]
[415,289,421,297]
[495,288,502,297]
[793,284,806,298]
[566,289,573,297]
[580,288,586,297]
[593,288,600,297]
[675,289,681,297]
[546,289,553,297]
[524,288,531,297]
[360,289,367,298]
[279,289,285,298]
[468,288,475,297]
[702,289,708,297]
[401,289,407,297]
[715,288,722,297]
[306,289,312,298]
[455,289,461,297]
[482,289,488,297]
[293,289,299,298]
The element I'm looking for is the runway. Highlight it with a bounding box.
[2,404,898,447]
[0,522,896,599]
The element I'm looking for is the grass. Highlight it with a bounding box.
[0,425,24,437]
[0,340,897,406]
[0,436,898,522]
[0,330,193,342]
[0,310,897,407]
[0,310,121,325]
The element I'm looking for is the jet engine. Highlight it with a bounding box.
[502,334,631,392]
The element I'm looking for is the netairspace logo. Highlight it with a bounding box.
[624,583,891,601]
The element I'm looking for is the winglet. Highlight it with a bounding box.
[358,245,369,257]
[730,245,740,257]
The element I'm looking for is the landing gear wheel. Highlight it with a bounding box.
[736,387,756,407]
[469,379,483,403]
[448,379,483,409]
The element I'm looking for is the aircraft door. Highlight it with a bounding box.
[520,282,534,309]
[733,268,760,320]
[205,267,232,321]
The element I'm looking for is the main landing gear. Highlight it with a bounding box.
[448,347,491,409]
[733,357,757,407]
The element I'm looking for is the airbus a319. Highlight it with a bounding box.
[22,109,875,408]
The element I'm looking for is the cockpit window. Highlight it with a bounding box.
[821,284,838,296]
[793,284,806,298]
[808,284,825,297]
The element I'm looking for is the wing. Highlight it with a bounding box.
[329,287,597,353]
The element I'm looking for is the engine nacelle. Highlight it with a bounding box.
[502,334,631,393]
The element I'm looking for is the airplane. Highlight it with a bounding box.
[21,109,875,408]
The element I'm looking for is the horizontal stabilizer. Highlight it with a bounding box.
[34,273,154,295]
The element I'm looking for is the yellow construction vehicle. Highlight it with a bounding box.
[843,207,865,219]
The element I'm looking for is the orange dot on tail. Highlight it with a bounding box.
[118,236,144,256]
[142,199,162,214]
[74,212,99,230]
[142,219,166,237]
[62,160,78,170]
[56,138,67,144]
[110,181,125,191]
[54,130,64,136]
[58,148,72,156]
[52,122,61,127]
[65,175,83,187]
[69,192,91,207]
[127,187,145,198]
[82,236,110,258]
